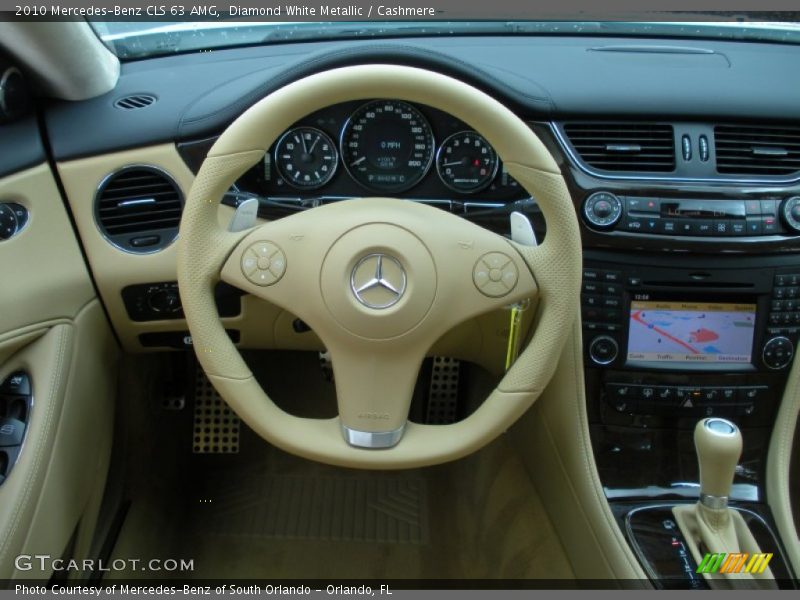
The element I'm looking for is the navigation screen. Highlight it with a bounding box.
[627,301,756,364]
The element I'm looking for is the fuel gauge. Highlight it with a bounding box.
[436,131,499,194]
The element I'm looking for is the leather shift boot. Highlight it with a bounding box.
[673,504,776,589]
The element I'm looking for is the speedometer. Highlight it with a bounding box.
[340,100,435,193]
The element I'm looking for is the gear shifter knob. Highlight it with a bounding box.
[694,417,742,509]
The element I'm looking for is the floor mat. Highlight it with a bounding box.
[109,352,576,581]
[200,474,428,544]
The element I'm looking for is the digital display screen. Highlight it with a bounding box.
[627,301,756,364]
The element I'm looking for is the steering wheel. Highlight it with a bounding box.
[177,65,581,469]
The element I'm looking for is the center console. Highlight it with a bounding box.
[541,116,800,588]
[581,252,799,588]
[582,252,798,496]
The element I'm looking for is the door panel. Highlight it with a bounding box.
[0,159,119,580]
[0,164,95,334]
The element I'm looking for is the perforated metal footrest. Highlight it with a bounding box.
[425,356,461,425]
[192,370,240,454]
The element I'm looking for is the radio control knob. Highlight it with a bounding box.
[583,192,623,230]
[780,196,800,234]
[762,336,794,370]
[589,335,619,365]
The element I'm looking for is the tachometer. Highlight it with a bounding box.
[341,100,435,193]
[274,126,338,189]
[436,131,499,194]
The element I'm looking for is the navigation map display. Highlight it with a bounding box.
[627,300,756,364]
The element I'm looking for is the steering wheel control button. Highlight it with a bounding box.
[589,335,619,365]
[351,253,407,309]
[582,192,623,230]
[473,252,518,297]
[242,241,286,286]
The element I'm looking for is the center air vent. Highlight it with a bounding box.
[114,94,157,110]
[95,166,183,253]
[715,124,800,177]
[562,122,675,173]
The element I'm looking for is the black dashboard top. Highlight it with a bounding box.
[44,35,800,161]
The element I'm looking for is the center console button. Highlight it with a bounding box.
[762,215,780,234]
[622,216,645,232]
[583,281,601,294]
[696,220,714,236]
[730,221,747,236]
[658,219,677,234]
[583,294,602,307]
[625,197,660,213]
[582,306,602,321]
[582,269,600,281]
[675,220,695,235]
[760,199,778,216]
[713,220,731,236]
[763,336,794,370]
[720,388,737,402]
[588,335,618,365]
[745,217,763,235]
[603,283,621,296]
[655,386,674,401]
[744,200,762,215]
[606,383,638,413]
[738,386,768,403]
[642,217,660,232]
[602,270,622,283]
[583,192,623,230]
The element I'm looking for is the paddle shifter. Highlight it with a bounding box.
[695,418,742,510]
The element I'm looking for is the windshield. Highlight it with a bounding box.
[90,17,800,61]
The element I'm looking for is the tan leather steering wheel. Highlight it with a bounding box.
[177,65,581,469]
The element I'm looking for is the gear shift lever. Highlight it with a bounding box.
[695,417,742,510]
[674,417,776,586]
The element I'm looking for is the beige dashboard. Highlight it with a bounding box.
[56,142,531,374]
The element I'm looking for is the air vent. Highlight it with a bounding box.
[715,124,800,177]
[114,94,156,110]
[95,166,183,253]
[562,122,676,172]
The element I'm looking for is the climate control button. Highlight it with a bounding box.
[780,196,800,234]
[582,192,623,230]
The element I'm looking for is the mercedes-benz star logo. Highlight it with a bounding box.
[350,253,407,309]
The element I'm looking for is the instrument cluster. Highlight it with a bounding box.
[240,99,525,202]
